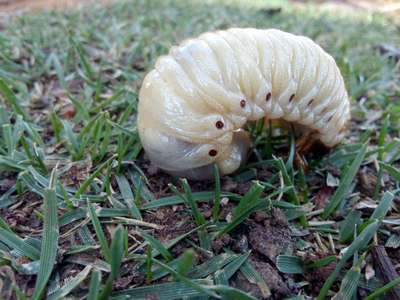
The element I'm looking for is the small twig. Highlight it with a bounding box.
[114,217,162,230]
[371,245,400,300]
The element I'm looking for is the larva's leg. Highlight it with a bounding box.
[296,131,318,153]
[293,131,319,171]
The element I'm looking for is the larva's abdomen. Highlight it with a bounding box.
[138,28,351,179]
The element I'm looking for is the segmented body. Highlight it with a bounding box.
[138,28,350,178]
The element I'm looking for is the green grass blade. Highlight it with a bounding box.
[212,165,222,221]
[47,265,92,300]
[99,225,126,300]
[317,220,379,300]
[274,157,307,226]
[75,155,114,198]
[152,258,220,298]
[176,249,196,277]
[116,174,142,220]
[276,255,304,274]
[180,179,206,226]
[174,180,210,250]
[323,142,368,218]
[370,191,394,221]
[69,35,96,82]
[0,78,28,120]
[87,269,101,300]
[364,276,400,300]
[139,231,173,262]
[216,252,250,280]
[0,227,40,260]
[239,259,271,298]
[87,202,112,263]
[217,182,265,237]
[210,285,257,300]
[32,168,59,300]
[380,162,400,182]
[374,115,390,198]
[332,256,363,300]
[188,253,237,279]
[339,210,362,243]
[110,279,213,299]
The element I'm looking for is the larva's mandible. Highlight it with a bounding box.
[138,28,351,179]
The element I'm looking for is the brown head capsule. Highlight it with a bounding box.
[266,92,271,101]
[289,94,295,102]
[240,99,246,108]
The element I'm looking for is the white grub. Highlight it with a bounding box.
[138,28,350,179]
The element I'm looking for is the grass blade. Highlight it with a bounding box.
[139,231,173,262]
[216,252,250,281]
[87,202,112,263]
[210,285,258,300]
[99,225,126,300]
[239,259,271,298]
[47,265,92,300]
[370,191,394,221]
[172,180,210,250]
[332,256,363,300]
[176,249,196,277]
[116,174,142,220]
[0,78,28,120]
[87,269,101,300]
[323,142,368,218]
[274,157,307,227]
[339,210,362,243]
[364,276,400,300]
[32,168,59,300]
[152,258,220,298]
[317,219,379,300]
[373,115,390,198]
[212,165,222,221]
[218,182,265,237]
[110,279,213,299]
[380,162,400,182]
[0,228,40,260]
[276,255,304,274]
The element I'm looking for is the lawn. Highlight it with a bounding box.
[0,0,400,299]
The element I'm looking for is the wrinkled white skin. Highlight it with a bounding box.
[138,28,351,179]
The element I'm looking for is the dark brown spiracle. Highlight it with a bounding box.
[215,121,224,129]
[208,149,218,156]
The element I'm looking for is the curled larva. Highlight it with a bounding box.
[138,28,351,179]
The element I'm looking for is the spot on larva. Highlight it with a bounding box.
[266,92,271,101]
[240,99,246,108]
[215,121,224,129]
[307,99,314,106]
[327,115,333,122]
[209,149,218,157]
[289,94,295,102]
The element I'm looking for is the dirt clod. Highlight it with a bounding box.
[248,214,293,263]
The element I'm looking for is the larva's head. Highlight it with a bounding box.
[137,69,251,179]
[138,108,250,180]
